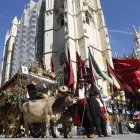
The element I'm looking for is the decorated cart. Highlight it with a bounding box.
[0,66,61,137]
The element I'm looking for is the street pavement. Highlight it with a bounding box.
[93,134,140,140]
[61,134,140,139]
[0,134,139,139]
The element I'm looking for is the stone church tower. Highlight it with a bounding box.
[1,17,19,85]
[133,26,140,58]
[44,0,112,95]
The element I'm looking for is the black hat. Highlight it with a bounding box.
[94,91,100,96]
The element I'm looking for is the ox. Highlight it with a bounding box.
[21,94,76,137]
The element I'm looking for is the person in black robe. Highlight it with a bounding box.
[89,90,111,137]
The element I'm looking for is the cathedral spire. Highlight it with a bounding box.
[12,16,18,24]
[133,26,140,58]
[133,25,137,35]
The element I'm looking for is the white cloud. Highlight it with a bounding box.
[108,29,133,35]
[0,14,10,19]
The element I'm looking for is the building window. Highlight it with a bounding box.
[98,14,103,26]
[85,12,90,25]
[60,14,64,26]
[62,0,64,8]
[59,51,65,65]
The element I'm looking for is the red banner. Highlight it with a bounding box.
[113,59,140,91]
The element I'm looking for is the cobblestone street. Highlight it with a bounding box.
[94,134,140,140]
[62,134,139,140]
[57,134,138,140]
[72,134,140,140]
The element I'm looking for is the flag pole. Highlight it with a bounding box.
[106,59,116,131]
[106,60,115,95]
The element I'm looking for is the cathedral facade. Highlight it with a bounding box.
[44,0,112,94]
[1,0,113,95]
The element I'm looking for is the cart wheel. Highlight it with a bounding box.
[29,123,42,138]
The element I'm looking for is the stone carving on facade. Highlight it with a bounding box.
[83,0,93,7]
[45,10,54,15]
[83,0,96,12]
[137,32,140,39]
[79,39,85,48]
[82,1,94,17]
[83,9,95,27]
[54,0,64,12]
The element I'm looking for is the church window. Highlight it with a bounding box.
[85,12,90,25]
[60,14,64,26]
[98,14,103,26]
[59,51,65,65]
[62,4,64,8]
[61,0,64,8]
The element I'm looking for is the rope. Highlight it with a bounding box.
[79,85,87,137]
[78,101,86,138]
[80,99,86,128]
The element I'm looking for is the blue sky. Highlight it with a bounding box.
[0,0,140,68]
[0,0,29,68]
[101,0,140,57]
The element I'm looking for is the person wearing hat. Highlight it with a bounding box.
[89,90,111,137]
[58,85,69,97]
[26,79,39,100]
[76,79,96,138]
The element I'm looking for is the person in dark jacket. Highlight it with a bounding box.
[26,79,41,100]
[76,79,96,138]
[89,90,111,137]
